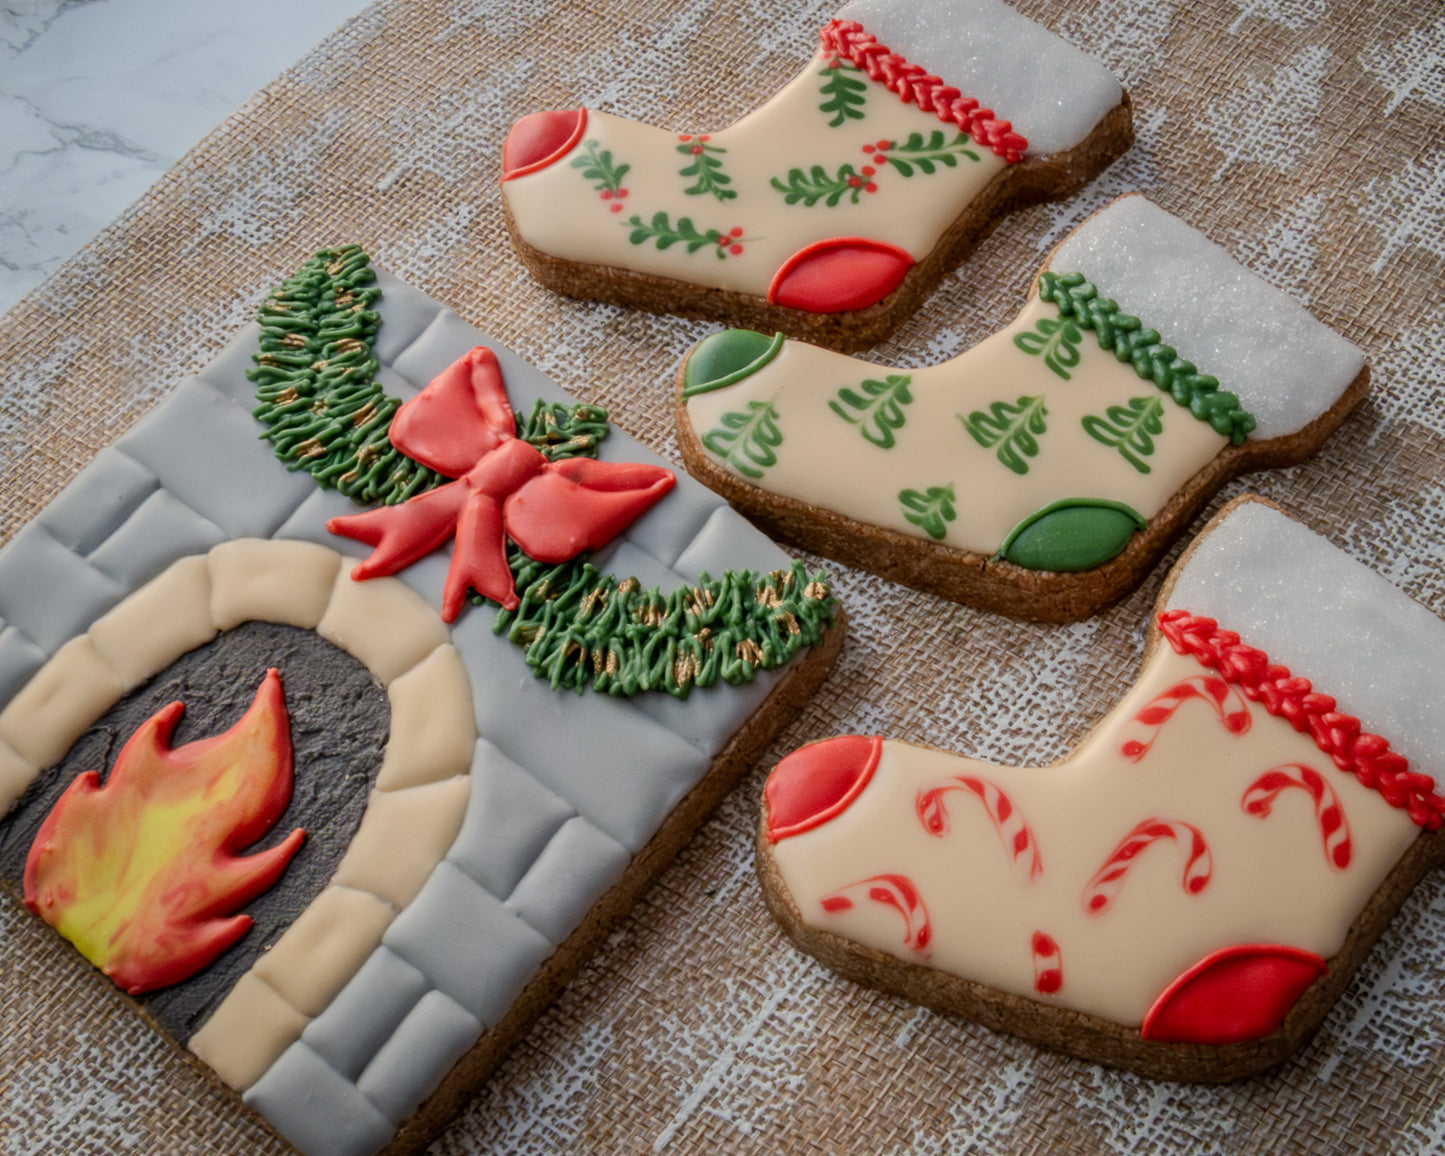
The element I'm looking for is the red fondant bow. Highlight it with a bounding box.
[327,347,675,622]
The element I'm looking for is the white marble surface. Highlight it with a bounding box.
[0,0,374,316]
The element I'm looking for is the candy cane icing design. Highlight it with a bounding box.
[763,501,1442,1052]
[1243,764,1352,870]
[1082,819,1213,915]
[1120,675,1252,762]
[1031,931,1063,995]
[820,874,932,956]
[916,775,1043,881]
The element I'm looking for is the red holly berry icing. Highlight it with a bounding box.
[1159,610,1445,830]
[1141,944,1326,1045]
[819,20,1029,162]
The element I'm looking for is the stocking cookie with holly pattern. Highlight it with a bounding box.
[678,195,1369,623]
[757,496,1445,1082]
[500,0,1130,352]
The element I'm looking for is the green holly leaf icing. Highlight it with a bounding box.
[880,130,980,176]
[1013,315,1084,380]
[998,499,1147,572]
[959,396,1049,476]
[771,163,874,208]
[571,139,630,195]
[818,58,868,126]
[899,484,957,540]
[625,212,743,259]
[1081,396,1166,474]
[828,373,914,449]
[677,138,737,202]
[702,400,783,479]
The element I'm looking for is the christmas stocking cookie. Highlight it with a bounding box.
[679,195,1369,623]
[758,497,1445,1081]
[500,0,1130,351]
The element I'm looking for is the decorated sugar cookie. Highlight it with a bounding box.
[757,497,1445,1081]
[678,195,1369,622]
[0,249,842,1156]
[500,0,1130,351]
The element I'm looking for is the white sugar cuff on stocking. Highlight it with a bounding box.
[1166,500,1445,785]
[835,0,1122,157]
[1049,196,1366,440]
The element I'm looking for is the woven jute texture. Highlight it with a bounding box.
[2,0,1443,1152]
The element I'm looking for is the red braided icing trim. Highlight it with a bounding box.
[1159,610,1445,831]
[819,19,1029,163]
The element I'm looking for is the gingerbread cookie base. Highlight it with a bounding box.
[0,263,845,1156]
[504,97,1132,355]
[755,497,1445,1081]
[677,350,1368,623]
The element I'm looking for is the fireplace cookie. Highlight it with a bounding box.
[677,195,1369,622]
[0,248,843,1156]
[500,0,1130,352]
[757,496,1445,1082]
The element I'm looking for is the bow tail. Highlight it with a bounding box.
[327,481,468,580]
[444,489,517,619]
[503,459,676,562]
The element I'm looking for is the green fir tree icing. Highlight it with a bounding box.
[1081,395,1166,474]
[818,58,868,126]
[828,373,914,449]
[899,485,957,540]
[677,136,736,201]
[960,396,1049,476]
[493,551,833,698]
[252,246,832,697]
[1038,271,1257,444]
[571,139,630,195]
[1013,316,1083,380]
[702,401,784,479]
[625,211,745,259]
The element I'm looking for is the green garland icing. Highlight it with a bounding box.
[249,245,606,505]
[491,551,833,698]
[1037,271,1257,445]
[252,246,833,697]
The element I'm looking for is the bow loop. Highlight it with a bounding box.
[328,347,675,622]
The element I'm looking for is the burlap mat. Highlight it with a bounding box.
[2,0,1442,1152]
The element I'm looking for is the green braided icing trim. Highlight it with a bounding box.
[251,245,834,696]
[491,552,834,698]
[249,245,609,503]
[1037,271,1257,445]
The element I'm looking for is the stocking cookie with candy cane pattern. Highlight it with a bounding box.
[500,0,1130,352]
[678,195,1369,623]
[757,497,1445,1082]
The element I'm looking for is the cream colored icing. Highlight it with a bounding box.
[503,51,1007,298]
[0,737,38,819]
[376,644,478,791]
[209,539,343,631]
[0,635,126,772]
[316,562,450,686]
[685,295,1229,555]
[770,643,1421,1026]
[332,777,471,909]
[251,884,398,1019]
[189,973,310,1092]
[89,556,218,689]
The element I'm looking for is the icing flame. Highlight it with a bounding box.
[24,670,305,995]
